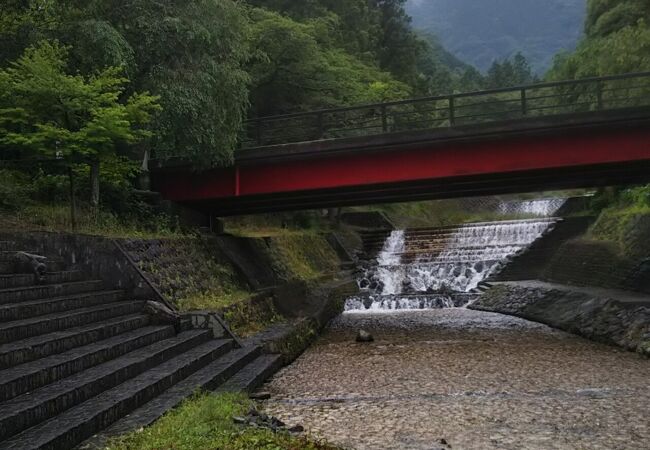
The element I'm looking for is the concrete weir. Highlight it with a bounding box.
[254,211,650,449]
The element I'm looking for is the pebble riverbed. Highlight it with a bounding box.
[260,308,650,450]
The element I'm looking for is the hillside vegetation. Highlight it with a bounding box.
[406,0,586,73]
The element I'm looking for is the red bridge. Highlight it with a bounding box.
[153,72,650,215]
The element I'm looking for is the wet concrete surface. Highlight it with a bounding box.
[260,309,650,450]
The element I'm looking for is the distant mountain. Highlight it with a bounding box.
[406,0,587,73]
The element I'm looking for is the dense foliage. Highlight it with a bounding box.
[549,0,650,78]
[553,0,650,212]
[1,0,643,231]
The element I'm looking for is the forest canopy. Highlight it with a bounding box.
[1,0,646,214]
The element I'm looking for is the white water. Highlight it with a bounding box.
[345,219,557,312]
[375,230,405,295]
[498,198,568,216]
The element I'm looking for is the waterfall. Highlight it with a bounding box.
[375,230,405,295]
[498,198,568,216]
[345,219,557,312]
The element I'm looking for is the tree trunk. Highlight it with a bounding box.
[68,167,77,233]
[90,159,100,211]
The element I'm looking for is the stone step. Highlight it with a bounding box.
[0,330,219,442]
[0,339,235,449]
[0,301,144,344]
[0,325,175,402]
[79,346,262,448]
[0,280,104,305]
[0,314,150,370]
[0,290,124,322]
[216,354,283,393]
[0,271,84,290]
[0,259,66,275]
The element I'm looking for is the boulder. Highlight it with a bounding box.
[356,329,374,343]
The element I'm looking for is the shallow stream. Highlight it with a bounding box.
[261,309,650,449]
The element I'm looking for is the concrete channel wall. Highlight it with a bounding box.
[472,282,650,356]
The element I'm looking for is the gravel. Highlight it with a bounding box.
[259,308,650,450]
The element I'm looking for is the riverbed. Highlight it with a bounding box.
[260,309,649,450]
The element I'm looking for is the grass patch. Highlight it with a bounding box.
[107,392,339,450]
[267,234,340,281]
[176,290,252,312]
[223,296,284,338]
[0,204,186,239]
[588,204,650,250]
[129,238,252,312]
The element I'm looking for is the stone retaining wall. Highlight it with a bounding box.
[493,217,593,282]
[119,237,246,305]
[541,213,650,294]
[471,283,650,356]
[247,278,358,363]
[0,231,155,299]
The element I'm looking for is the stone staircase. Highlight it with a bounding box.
[0,241,282,450]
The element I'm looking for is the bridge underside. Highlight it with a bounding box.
[153,109,650,216]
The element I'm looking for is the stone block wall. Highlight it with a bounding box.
[542,239,636,289]
[472,283,650,356]
[0,231,155,299]
[119,237,247,306]
[493,217,594,282]
[541,213,650,294]
[215,233,341,289]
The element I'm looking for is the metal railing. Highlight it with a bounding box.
[241,72,650,148]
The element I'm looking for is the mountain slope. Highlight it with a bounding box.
[406,0,587,73]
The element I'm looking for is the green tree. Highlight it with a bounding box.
[80,0,252,166]
[585,0,650,38]
[248,8,410,116]
[0,41,160,206]
[549,0,650,79]
[485,53,536,88]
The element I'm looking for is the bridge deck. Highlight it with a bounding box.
[152,73,650,215]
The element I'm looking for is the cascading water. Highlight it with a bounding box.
[498,198,568,217]
[345,219,558,312]
[374,230,405,295]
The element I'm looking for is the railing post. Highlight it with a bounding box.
[449,96,455,126]
[596,82,604,110]
[381,105,388,132]
[521,88,528,116]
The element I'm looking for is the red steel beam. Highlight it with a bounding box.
[155,127,650,204]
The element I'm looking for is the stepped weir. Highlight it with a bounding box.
[346,218,560,311]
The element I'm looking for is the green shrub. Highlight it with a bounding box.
[32,174,69,203]
[622,185,650,208]
[0,169,33,212]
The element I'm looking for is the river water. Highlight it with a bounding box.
[261,215,649,449]
[261,309,650,449]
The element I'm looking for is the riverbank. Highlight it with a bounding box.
[259,308,650,450]
[106,392,340,450]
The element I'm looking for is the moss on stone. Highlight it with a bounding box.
[123,237,251,312]
[267,233,340,281]
[270,319,319,364]
[588,207,650,256]
[222,296,284,338]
